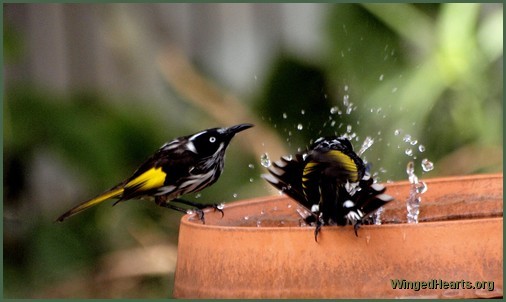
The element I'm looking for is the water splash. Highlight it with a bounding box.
[373,206,384,225]
[405,161,428,223]
[260,153,271,167]
[357,136,374,157]
[421,158,434,172]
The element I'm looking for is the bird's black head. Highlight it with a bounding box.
[311,136,354,153]
[187,123,253,157]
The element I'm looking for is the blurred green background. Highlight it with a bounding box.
[3,3,502,298]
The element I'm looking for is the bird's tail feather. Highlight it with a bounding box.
[55,187,124,222]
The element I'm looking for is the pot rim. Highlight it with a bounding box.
[180,172,503,232]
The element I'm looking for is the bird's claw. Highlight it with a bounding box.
[314,219,323,242]
[193,208,206,224]
[353,221,362,237]
[210,203,225,218]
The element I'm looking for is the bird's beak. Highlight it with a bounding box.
[225,123,254,136]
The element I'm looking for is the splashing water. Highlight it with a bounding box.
[405,161,428,223]
[260,153,271,167]
[373,206,384,225]
[357,136,374,157]
[330,106,338,114]
[421,158,434,172]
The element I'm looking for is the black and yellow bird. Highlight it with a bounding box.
[56,123,253,222]
[262,136,393,240]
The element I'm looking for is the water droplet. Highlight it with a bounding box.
[186,209,194,215]
[233,193,238,198]
[282,112,287,119]
[217,203,225,210]
[410,140,418,146]
[344,85,349,91]
[297,123,303,130]
[343,95,350,106]
[406,161,415,175]
[416,181,428,194]
[402,134,412,143]
[421,158,434,172]
[260,153,271,167]
[249,178,254,182]
[248,163,255,169]
[374,207,384,225]
[358,136,374,156]
[195,193,201,199]
[379,74,384,81]
[346,125,352,133]
[392,87,398,93]
[244,216,249,220]
[256,220,262,227]
[301,109,305,115]
[418,145,425,152]
[330,106,339,114]
[405,148,413,156]
[394,129,401,136]
[287,203,292,209]
[302,153,308,161]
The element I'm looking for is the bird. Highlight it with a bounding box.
[262,136,393,241]
[56,123,254,223]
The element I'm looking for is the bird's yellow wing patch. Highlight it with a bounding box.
[327,150,359,181]
[125,167,166,192]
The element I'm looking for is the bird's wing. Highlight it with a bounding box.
[121,146,197,200]
[311,149,362,183]
[261,153,308,205]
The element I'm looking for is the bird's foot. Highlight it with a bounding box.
[193,203,224,218]
[314,218,323,242]
[353,221,362,237]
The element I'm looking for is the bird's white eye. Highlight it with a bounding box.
[209,136,216,143]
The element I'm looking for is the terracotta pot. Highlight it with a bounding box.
[173,173,503,298]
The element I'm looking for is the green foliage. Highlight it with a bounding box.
[256,3,502,181]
